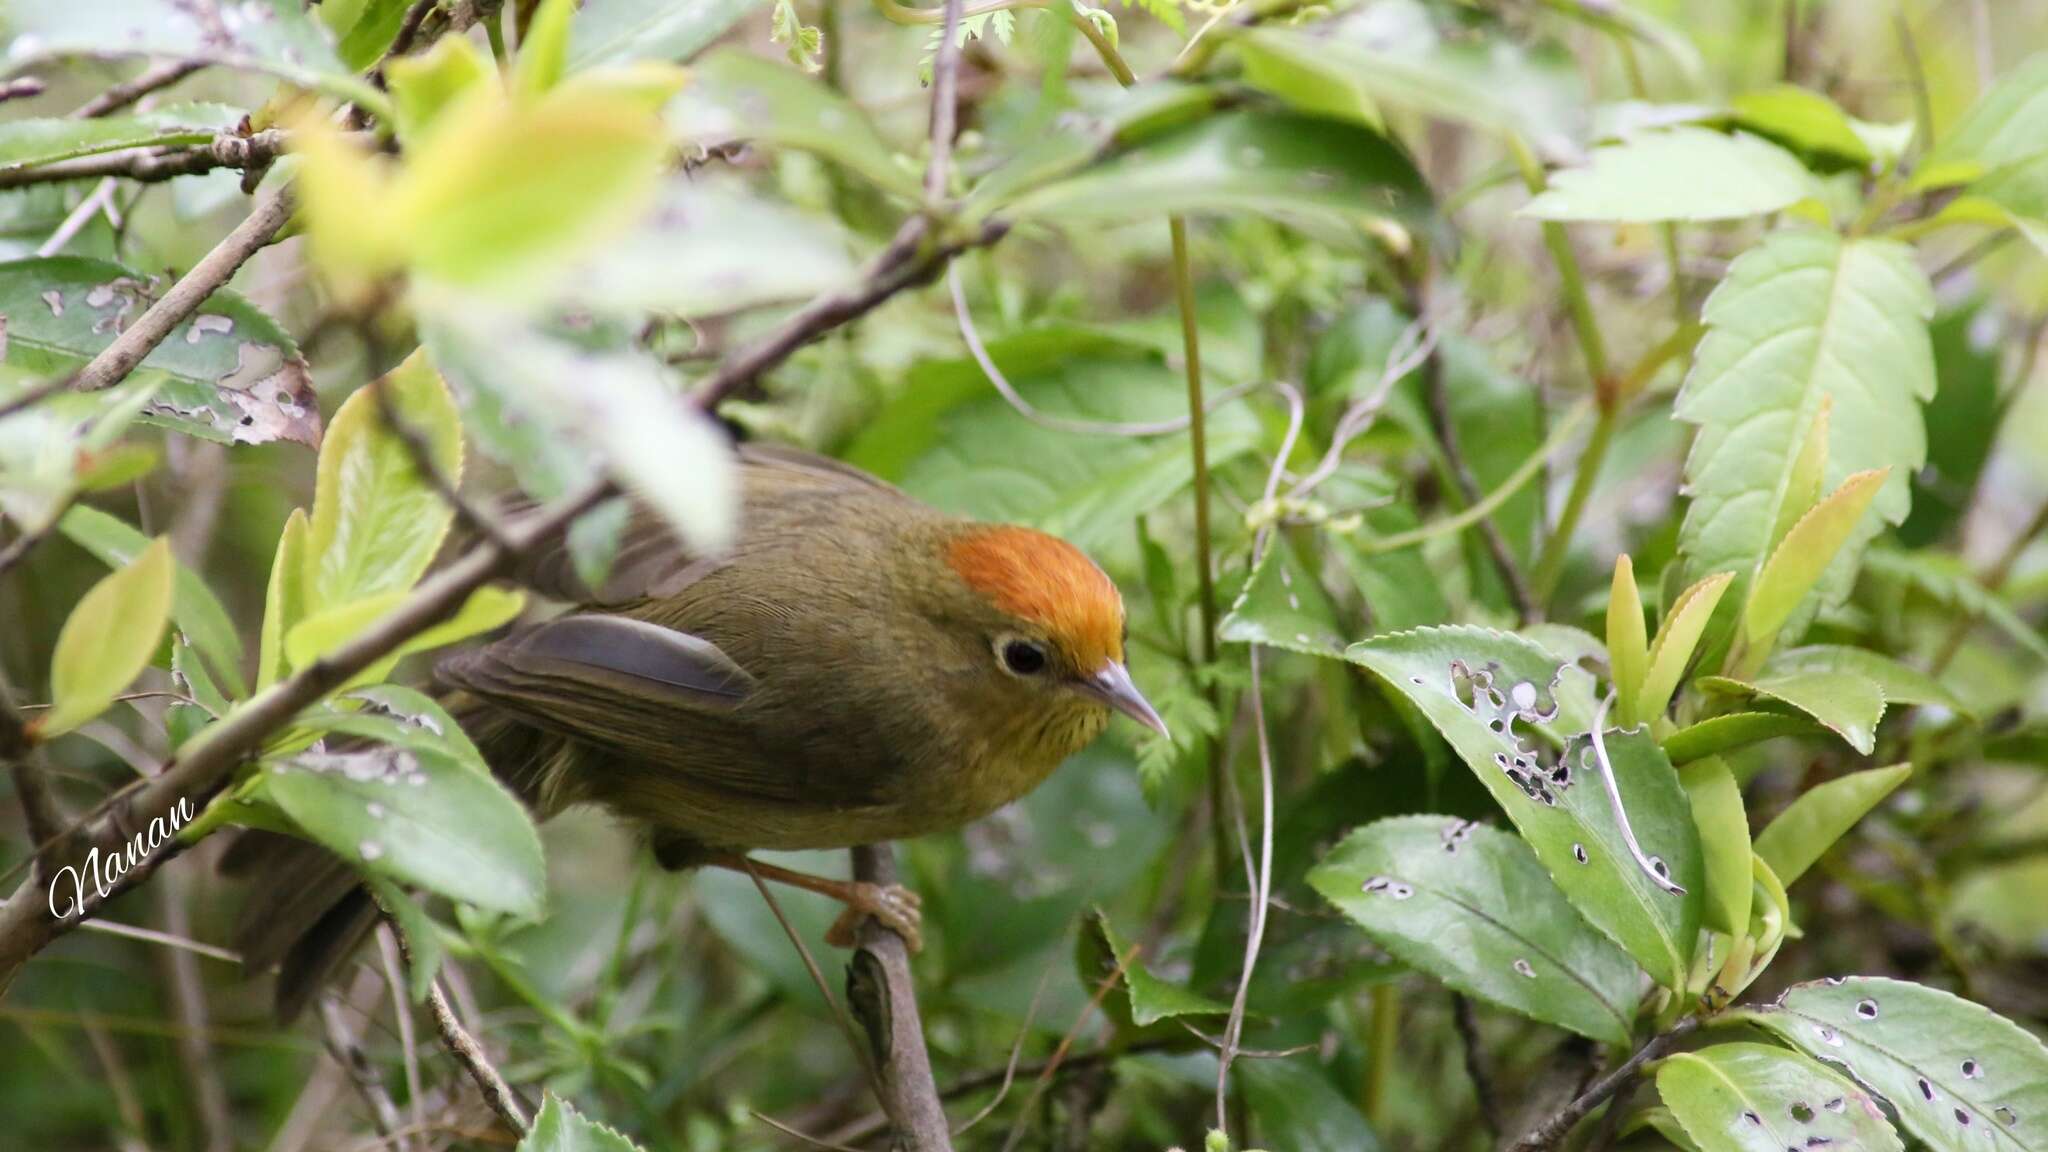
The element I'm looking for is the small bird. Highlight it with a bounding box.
[232,443,1165,1014]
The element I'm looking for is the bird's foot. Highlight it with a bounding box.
[825,882,924,953]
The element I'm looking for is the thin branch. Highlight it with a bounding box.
[0,369,83,423]
[0,130,289,190]
[429,977,527,1131]
[1506,1017,1699,1151]
[71,186,294,392]
[379,0,445,69]
[1453,994,1504,1139]
[1000,944,1137,1152]
[72,60,206,119]
[37,177,119,257]
[846,844,952,1150]
[155,869,236,1152]
[0,77,44,103]
[377,926,426,1144]
[0,669,70,873]
[924,0,966,200]
[953,957,1055,1136]
[372,375,516,550]
[320,991,408,1144]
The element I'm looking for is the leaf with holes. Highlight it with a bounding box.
[1699,671,1885,756]
[1747,977,2048,1151]
[0,257,321,448]
[1346,627,1702,989]
[1752,764,1910,887]
[1523,129,1814,222]
[1656,1042,1901,1152]
[1218,539,1347,657]
[1676,231,1934,626]
[261,742,545,918]
[1310,816,1642,1046]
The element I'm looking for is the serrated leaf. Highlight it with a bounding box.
[1218,540,1347,656]
[1741,469,1887,653]
[263,742,545,918]
[35,535,174,738]
[1076,909,1229,1029]
[1749,977,2048,1151]
[668,49,920,200]
[307,353,463,613]
[1764,646,1965,714]
[1751,764,1909,887]
[1677,232,1934,623]
[58,505,245,699]
[3,0,384,113]
[1310,815,1642,1046]
[1699,671,1885,756]
[569,0,760,69]
[520,1096,648,1152]
[0,256,321,448]
[1610,555,1649,726]
[1639,573,1733,725]
[1728,85,1875,164]
[1000,108,1432,236]
[1524,129,1813,222]
[1662,712,1818,765]
[1676,757,1750,936]
[1655,1043,1901,1152]
[1346,626,1702,988]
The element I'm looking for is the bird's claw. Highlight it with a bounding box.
[825,882,924,953]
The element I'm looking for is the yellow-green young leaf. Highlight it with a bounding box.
[59,505,246,699]
[1699,671,1885,755]
[1677,757,1751,936]
[290,120,408,283]
[1753,763,1910,886]
[1638,572,1733,723]
[513,0,576,101]
[1768,393,1831,557]
[285,585,524,690]
[387,36,496,143]
[307,353,463,613]
[1729,85,1875,164]
[1608,554,1649,726]
[258,509,312,691]
[1742,469,1887,651]
[1522,129,1814,223]
[36,537,175,738]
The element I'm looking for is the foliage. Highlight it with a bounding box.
[4,2,2048,1152]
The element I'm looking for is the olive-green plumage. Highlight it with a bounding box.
[230,444,1161,1016]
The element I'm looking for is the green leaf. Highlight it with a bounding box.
[1923,55,2048,189]
[257,509,310,692]
[567,179,855,318]
[570,0,761,69]
[1309,815,1642,1046]
[364,878,445,1003]
[307,353,463,614]
[263,742,545,918]
[519,1096,648,1152]
[3,0,385,113]
[1752,764,1910,886]
[513,0,575,100]
[1747,977,2048,1152]
[1863,548,2048,664]
[423,311,736,554]
[1235,1057,1386,1152]
[1609,556,1649,726]
[385,37,497,142]
[58,505,245,699]
[1524,129,1814,222]
[1327,509,1449,633]
[1900,305,2005,548]
[0,257,322,448]
[1699,671,1885,756]
[1740,469,1887,654]
[1231,27,1383,130]
[1000,109,1432,237]
[1218,540,1346,657]
[1346,627,1702,989]
[1639,573,1734,725]
[668,49,921,200]
[332,0,416,70]
[1655,1043,1901,1152]
[1764,646,1965,714]
[1677,232,1934,623]
[284,585,524,689]
[1768,394,1832,558]
[0,107,235,171]
[342,685,489,773]
[1728,85,1876,164]
[1076,909,1229,1029]
[37,536,175,738]
[966,82,1221,215]
[1676,757,1750,936]
[1662,713,1818,765]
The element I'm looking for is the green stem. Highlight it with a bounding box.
[1511,139,1609,383]
[1364,401,1592,554]
[1530,405,1616,601]
[1365,984,1398,1127]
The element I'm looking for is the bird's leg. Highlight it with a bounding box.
[702,853,924,953]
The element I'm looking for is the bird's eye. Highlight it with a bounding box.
[999,638,1049,676]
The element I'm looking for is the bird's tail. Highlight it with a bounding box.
[223,690,559,1021]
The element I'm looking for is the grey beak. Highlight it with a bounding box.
[1079,661,1170,739]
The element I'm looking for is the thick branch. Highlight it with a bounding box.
[1505,1018,1698,1151]
[845,844,952,1152]
[0,131,287,190]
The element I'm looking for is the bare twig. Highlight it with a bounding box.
[1506,1017,1699,1151]
[36,177,119,257]
[0,369,83,424]
[72,60,206,119]
[953,957,1055,1136]
[70,186,294,392]
[321,989,408,1144]
[1453,994,1504,1139]
[0,669,70,873]
[379,0,445,69]
[377,926,426,1144]
[82,1013,154,1152]
[0,77,45,103]
[1000,944,1136,1152]
[429,977,528,1131]
[925,0,966,200]
[0,130,290,190]
[847,844,952,1151]
[156,869,236,1152]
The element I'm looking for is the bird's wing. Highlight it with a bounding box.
[437,614,881,805]
[505,442,911,606]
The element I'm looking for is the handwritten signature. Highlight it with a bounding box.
[47,796,196,919]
